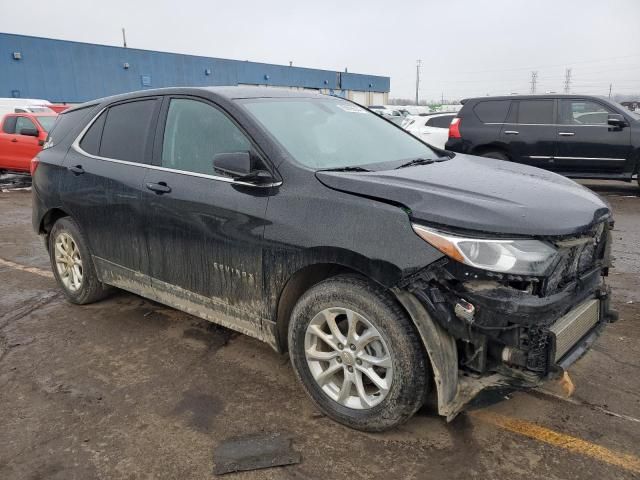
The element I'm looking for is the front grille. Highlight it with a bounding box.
[549,299,600,362]
[544,222,607,294]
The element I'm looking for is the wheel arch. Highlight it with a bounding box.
[471,143,512,159]
[38,207,70,250]
[274,263,364,352]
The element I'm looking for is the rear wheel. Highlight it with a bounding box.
[48,217,110,304]
[288,274,428,431]
[480,150,509,161]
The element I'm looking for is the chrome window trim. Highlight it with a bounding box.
[484,122,614,127]
[71,105,282,188]
[527,155,625,161]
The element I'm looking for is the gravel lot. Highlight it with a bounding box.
[1,180,639,479]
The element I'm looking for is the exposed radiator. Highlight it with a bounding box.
[549,299,600,362]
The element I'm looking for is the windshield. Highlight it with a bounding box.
[241,98,439,170]
[35,116,57,132]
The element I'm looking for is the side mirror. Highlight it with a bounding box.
[213,152,251,177]
[20,128,39,137]
[607,114,627,128]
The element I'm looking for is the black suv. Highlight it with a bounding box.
[445,94,640,186]
[33,87,616,431]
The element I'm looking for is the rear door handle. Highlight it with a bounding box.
[68,165,85,175]
[146,182,171,194]
[11,138,18,143]
[558,132,575,136]
[504,130,519,135]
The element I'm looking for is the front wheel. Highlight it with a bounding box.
[288,274,428,431]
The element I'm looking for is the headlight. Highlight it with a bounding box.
[412,224,557,276]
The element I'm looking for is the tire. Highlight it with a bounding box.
[480,150,509,161]
[48,217,110,304]
[288,274,428,432]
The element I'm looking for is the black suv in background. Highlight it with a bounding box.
[33,87,615,431]
[446,94,640,186]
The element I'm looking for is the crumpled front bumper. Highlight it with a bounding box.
[394,262,617,420]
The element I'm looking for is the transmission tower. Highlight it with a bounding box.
[564,68,572,94]
[530,71,538,94]
[415,60,421,106]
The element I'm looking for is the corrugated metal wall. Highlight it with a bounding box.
[0,33,390,104]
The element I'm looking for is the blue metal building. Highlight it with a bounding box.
[0,32,390,105]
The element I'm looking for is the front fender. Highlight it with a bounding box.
[392,288,511,420]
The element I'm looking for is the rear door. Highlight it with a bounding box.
[143,96,272,323]
[0,115,42,172]
[60,97,161,277]
[500,99,557,168]
[554,98,631,173]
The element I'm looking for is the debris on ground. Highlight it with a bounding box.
[213,432,301,475]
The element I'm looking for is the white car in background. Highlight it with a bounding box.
[402,112,457,149]
[368,105,405,125]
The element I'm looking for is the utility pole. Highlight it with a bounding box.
[609,83,612,99]
[563,68,572,94]
[415,60,421,106]
[530,71,538,94]
[441,92,444,104]
[122,28,127,48]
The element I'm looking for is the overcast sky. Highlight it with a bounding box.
[1,0,638,101]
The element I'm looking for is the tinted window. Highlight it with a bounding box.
[100,100,158,163]
[2,116,17,134]
[35,116,57,132]
[426,115,455,128]
[47,105,97,147]
[16,117,36,134]
[473,100,511,123]
[79,111,107,155]
[242,98,438,169]
[559,100,612,125]
[161,99,251,175]
[517,100,554,124]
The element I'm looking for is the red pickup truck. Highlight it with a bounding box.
[0,112,57,174]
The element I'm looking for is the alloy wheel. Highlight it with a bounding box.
[54,232,83,292]
[304,307,393,409]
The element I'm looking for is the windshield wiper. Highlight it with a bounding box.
[394,157,443,169]
[318,166,370,172]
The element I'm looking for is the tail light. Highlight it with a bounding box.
[448,117,462,139]
[30,157,40,177]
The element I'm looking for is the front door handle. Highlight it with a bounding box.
[558,132,575,136]
[68,165,85,175]
[146,182,171,194]
[504,130,519,135]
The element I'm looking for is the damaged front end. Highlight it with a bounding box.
[395,220,617,420]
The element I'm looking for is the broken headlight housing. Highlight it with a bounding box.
[412,224,557,276]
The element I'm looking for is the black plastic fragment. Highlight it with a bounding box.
[213,432,301,475]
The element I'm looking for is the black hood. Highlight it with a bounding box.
[316,154,611,237]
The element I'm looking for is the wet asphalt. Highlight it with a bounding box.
[0,179,638,479]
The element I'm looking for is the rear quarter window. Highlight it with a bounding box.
[47,105,98,146]
[426,115,455,128]
[472,100,511,123]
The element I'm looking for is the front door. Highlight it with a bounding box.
[554,98,632,174]
[60,98,161,277]
[500,99,557,169]
[0,115,42,172]
[143,96,272,331]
